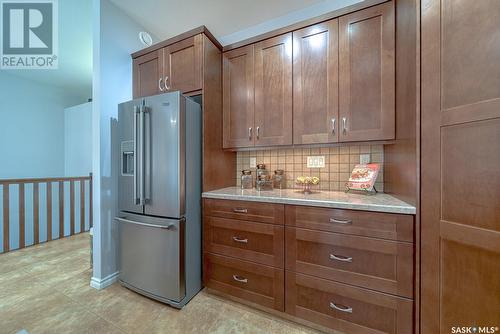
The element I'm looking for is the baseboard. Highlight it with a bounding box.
[90,271,120,290]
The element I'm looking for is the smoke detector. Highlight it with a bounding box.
[139,32,153,47]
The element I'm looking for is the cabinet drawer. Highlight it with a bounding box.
[204,253,284,311]
[204,199,284,224]
[285,205,414,242]
[204,216,284,268]
[286,272,413,334]
[286,228,413,298]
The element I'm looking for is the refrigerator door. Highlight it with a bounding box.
[118,99,145,214]
[143,92,185,218]
[117,212,185,303]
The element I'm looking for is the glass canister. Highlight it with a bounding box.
[273,169,286,189]
[256,174,273,191]
[240,170,253,189]
[256,163,269,181]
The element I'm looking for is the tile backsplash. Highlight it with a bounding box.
[235,145,384,192]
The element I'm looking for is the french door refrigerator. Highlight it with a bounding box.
[116,91,201,308]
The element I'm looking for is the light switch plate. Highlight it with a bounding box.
[249,157,257,168]
[360,154,371,164]
[307,156,325,168]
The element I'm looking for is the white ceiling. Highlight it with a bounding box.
[3,0,92,101]
[109,0,362,46]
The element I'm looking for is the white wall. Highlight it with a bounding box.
[64,102,93,177]
[0,72,85,178]
[219,0,362,45]
[91,0,157,286]
[0,73,90,252]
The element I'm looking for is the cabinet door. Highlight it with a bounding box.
[421,0,500,332]
[162,35,203,94]
[293,21,339,144]
[133,50,162,98]
[254,33,293,146]
[339,2,395,142]
[223,45,255,148]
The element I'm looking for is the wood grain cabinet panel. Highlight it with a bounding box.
[204,216,284,268]
[285,205,414,242]
[285,227,414,298]
[162,35,203,94]
[293,20,339,145]
[286,272,413,334]
[339,2,395,142]
[204,198,284,225]
[223,45,255,148]
[421,0,500,331]
[204,253,284,311]
[254,34,293,146]
[133,50,162,98]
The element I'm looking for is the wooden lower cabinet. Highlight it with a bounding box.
[285,272,413,334]
[286,205,414,242]
[203,199,415,332]
[285,227,414,298]
[204,253,284,311]
[204,198,284,225]
[204,216,284,268]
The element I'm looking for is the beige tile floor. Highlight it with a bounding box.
[0,233,321,334]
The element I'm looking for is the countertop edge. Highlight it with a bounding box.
[201,192,416,215]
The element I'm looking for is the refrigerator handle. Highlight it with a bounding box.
[139,103,146,206]
[115,217,175,230]
[133,105,140,205]
[144,106,151,203]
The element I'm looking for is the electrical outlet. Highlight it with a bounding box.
[360,154,371,164]
[249,157,257,168]
[307,156,325,168]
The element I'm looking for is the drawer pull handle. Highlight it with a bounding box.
[330,302,353,313]
[329,254,353,262]
[232,275,248,283]
[329,218,352,225]
[232,237,248,243]
[233,208,248,214]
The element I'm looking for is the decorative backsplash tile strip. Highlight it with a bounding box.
[235,145,384,192]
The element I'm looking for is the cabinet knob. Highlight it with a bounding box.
[329,218,352,225]
[248,128,252,141]
[329,253,353,263]
[232,236,248,243]
[331,118,336,134]
[158,78,164,92]
[164,76,170,90]
[256,126,260,140]
[342,117,348,135]
[233,208,248,214]
[232,275,248,283]
[330,302,353,313]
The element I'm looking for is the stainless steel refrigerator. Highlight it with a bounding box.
[116,91,201,308]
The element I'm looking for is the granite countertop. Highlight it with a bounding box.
[202,187,416,215]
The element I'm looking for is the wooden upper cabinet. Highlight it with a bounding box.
[339,2,395,142]
[293,20,339,145]
[162,35,203,94]
[133,50,162,98]
[254,34,293,146]
[220,2,397,148]
[133,35,203,98]
[223,45,255,148]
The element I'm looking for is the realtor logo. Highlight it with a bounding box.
[1,0,58,69]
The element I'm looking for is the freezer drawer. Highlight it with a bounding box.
[117,213,185,303]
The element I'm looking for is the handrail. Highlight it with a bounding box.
[1,173,93,253]
[0,175,91,184]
